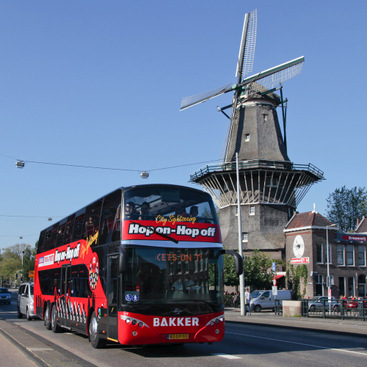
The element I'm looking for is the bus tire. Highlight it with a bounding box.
[89,311,106,348]
[44,303,51,330]
[51,305,61,333]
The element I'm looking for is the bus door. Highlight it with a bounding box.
[60,264,72,327]
[107,254,120,341]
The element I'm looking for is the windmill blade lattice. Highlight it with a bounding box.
[236,9,257,82]
[180,83,232,111]
[250,57,305,91]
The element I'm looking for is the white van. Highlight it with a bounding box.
[250,289,292,312]
[17,282,36,320]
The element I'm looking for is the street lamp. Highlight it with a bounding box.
[236,153,245,316]
[140,171,149,179]
[326,224,337,312]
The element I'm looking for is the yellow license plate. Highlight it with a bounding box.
[167,334,189,340]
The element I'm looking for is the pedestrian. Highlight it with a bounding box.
[245,287,251,314]
[233,292,239,308]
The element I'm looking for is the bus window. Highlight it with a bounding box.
[56,220,67,247]
[64,214,75,244]
[84,199,103,240]
[72,209,85,242]
[37,230,46,254]
[71,265,91,298]
[45,224,58,250]
[100,190,122,244]
[39,268,60,295]
[123,186,219,225]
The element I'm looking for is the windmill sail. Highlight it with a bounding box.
[236,9,257,83]
[180,9,257,112]
[240,56,305,91]
[180,83,233,111]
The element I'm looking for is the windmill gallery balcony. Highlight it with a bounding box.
[190,159,324,209]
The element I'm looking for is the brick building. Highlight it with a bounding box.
[284,211,367,298]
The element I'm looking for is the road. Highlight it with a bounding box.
[1,291,367,367]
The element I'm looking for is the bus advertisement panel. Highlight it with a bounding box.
[33,184,242,348]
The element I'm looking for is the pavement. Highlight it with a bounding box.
[0,307,366,367]
[0,317,96,367]
[224,307,367,337]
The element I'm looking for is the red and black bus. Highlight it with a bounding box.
[34,184,242,348]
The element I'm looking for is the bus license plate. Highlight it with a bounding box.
[167,334,189,340]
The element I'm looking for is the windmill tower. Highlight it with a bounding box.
[181,9,324,259]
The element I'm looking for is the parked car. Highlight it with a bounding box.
[345,297,367,309]
[0,287,12,304]
[17,282,36,320]
[308,296,340,312]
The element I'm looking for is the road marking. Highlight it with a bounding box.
[28,347,53,352]
[227,332,367,357]
[212,353,241,359]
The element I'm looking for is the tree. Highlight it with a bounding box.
[223,249,273,290]
[0,249,20,283]
[0,243,35,285]
[243,250,273,290]
[326,186,367,232]
[223,254,239,287]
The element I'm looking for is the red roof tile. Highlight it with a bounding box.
[286,211,333,230]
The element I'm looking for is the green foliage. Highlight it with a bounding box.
[326,186,367,232]
[288,263,308,299]
[0,243,36,285]
[223,249,273,289]
[223,254,239,287]
[243,250,273,290]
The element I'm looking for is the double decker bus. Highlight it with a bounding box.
[34,184,242,348]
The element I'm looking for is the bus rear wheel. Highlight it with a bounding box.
[44,303,51,330]
[89,311,106,348]
[51,305,61,333]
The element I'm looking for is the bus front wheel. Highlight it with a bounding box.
[89,311,106,348]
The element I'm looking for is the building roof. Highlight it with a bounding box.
[284,211,334,232]
[356,217,367,233]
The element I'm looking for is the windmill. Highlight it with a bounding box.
[180,9,324,257]
[181,9,304,163]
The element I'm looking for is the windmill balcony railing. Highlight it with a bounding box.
[190,159,324,182]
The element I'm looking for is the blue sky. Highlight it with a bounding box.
[0,0,366,249]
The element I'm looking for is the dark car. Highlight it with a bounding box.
[0,287,12,304]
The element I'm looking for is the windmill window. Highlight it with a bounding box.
[242,232,248,243]
[263,114,268,122]
[249,206,255,216]
[245,134,250,142]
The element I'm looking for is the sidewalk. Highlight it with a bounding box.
[0,318,96,367]
[224,308,367,337]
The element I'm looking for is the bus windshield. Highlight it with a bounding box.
[122,185,221,245]
[122,246,224,313]
[123,185,218,225]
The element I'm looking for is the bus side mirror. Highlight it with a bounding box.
[119,248,129,274]
[223,249,243,276]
